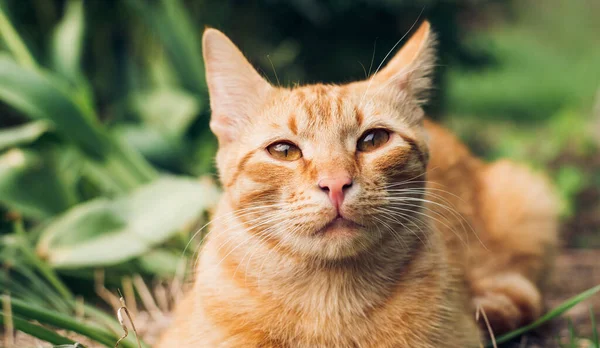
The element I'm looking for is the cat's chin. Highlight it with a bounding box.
[314,216,362,238]
[289,217,380,260]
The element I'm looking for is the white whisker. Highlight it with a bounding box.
[358,9,426,109]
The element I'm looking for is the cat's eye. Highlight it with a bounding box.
[267,141,302,161]
[357,129,390,152]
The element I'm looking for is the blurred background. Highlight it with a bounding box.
[0,0,598,347]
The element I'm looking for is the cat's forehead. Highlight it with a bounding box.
[263,83,376,138]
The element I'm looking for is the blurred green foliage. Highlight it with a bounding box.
[445,0,600,221]
[0,0,598,346]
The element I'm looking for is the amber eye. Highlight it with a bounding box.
[357,129,390,152]
[267,141,302,161]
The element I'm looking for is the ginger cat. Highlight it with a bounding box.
[158,21,558,347]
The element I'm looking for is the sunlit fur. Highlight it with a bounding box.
[159,21,559,347]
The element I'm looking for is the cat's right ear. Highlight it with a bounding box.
[202,29,272,145]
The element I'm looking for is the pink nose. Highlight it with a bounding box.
[318,175,353,211]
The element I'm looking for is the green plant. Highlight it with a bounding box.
[0,0,598,346]
[490,284,600,346]
[0,0,216,345]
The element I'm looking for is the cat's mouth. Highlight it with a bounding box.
[314,215,363,237]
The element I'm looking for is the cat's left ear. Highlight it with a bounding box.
[203,28,273,145]
[372,21,436,104]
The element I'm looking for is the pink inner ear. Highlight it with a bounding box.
[209,108,257,145]
[202,28,273,144]
[210,115,236,144]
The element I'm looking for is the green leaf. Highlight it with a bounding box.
[0,56,108,159]
[129,88,201,136]
[37,176,220,268]
[591,307,599,348]
[0,121,49,150]
[52,0,85,83]
[135,249,185,278]
[6,297,143,348]
[554,166,587,217]
[0,312,80,347]
[0,149,76,218]
[0,262,70,312]
[0,56,157,191]
[128,0,206,98]
[113,124,184,170]
[0,3,38,69]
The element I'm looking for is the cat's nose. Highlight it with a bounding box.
[318,176,353,211]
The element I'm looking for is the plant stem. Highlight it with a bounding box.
[83,304,150,348]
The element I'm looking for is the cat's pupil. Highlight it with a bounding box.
[276,143,289,156]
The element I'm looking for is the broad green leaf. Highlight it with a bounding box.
[0,121,49,150]
[130,88,201,136]
[0,149,76,218]
[0,57,157,190]
[0,56,107,159]
[37,176,220,268]
[113,124,185,169]
[135,249,185,277]
[52,0,85,82]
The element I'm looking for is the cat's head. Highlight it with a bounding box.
[203,22,435,260]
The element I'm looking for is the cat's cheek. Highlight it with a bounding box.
[367,146,424,181]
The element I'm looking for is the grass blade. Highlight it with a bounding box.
[591,307,599,348]
[12,220,74,300]
[0,312,81,347]
[493,284,600,345]
[567,318,576,348]
[0,265,70,312]
[7,297,141,348]
[0,3,37,69]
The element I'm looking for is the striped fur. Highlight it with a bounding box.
[158,21,559,347]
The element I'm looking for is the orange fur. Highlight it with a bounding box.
[158,21,559,347]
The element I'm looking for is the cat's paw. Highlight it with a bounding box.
[473,272,542,335]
